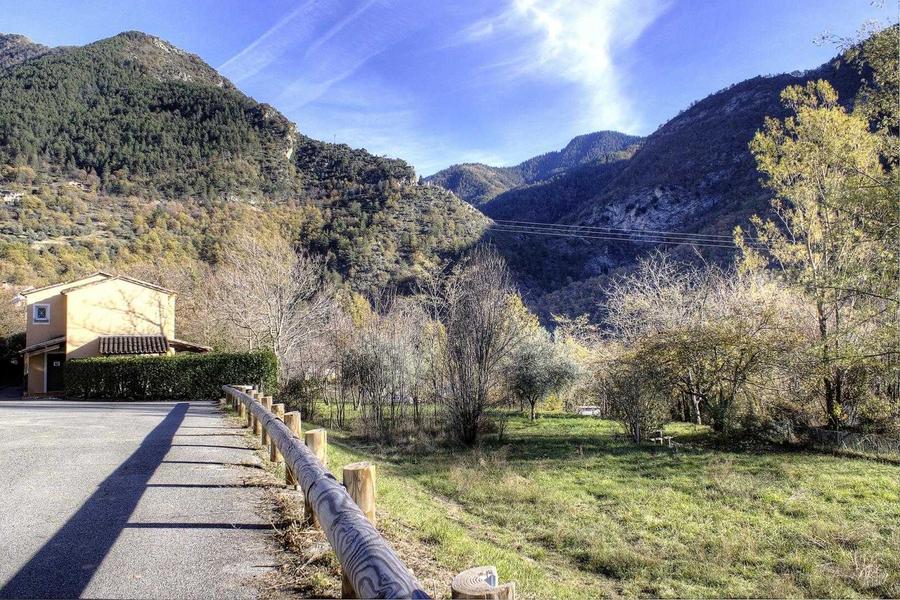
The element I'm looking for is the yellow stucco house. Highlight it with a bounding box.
[20,272,209,396]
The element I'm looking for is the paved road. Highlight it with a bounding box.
[0,400,278,599]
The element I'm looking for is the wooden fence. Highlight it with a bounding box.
[223,384,516,599]
[223,385,430,599]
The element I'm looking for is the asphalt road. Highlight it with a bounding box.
[0,400,278,599]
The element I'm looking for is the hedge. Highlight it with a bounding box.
[64,351,277,400]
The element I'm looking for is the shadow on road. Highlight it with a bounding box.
[0,403,189,599]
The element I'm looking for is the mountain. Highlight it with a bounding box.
[430,53,865,320]
[424,130,641,206]
[0,31,486,292]
[0,34,51,69]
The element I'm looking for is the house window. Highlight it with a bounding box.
[33,304,50,323]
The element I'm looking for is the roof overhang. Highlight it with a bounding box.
[21,336,66,357]
[168,338,212,353]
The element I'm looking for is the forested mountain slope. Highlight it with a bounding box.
[0,31,486,292]
[430,52,866,320]
[424,130,641,206]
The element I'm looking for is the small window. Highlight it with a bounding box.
[33,304,50,323]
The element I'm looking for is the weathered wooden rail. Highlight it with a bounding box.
[223,385,430,599]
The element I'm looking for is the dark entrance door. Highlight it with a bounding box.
[46,353,65,392]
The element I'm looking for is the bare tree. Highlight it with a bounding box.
[434,247,523,445]
[212,232,335,383]
[606,252,802,432]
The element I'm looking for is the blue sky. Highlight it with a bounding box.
[2,0,896,174]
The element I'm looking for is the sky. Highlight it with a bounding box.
[2,0,896,175]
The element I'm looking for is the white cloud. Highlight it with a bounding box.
[466,0,668,133]
[219,0,426,111]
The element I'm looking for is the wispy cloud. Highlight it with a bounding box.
[219,0,424,110]
[460,0,668,132]
[217,0,319,82]
[217,0,667,172]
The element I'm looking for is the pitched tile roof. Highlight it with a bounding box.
[99,335,169,355]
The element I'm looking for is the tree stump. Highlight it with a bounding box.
[451,566,515,599]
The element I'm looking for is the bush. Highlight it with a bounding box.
[65,351,277,400]
[0,332,25,386]
[279,375,327,421]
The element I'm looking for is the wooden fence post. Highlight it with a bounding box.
[451,566,515,599]
[270,403,285,463]
[284,411,301,487]
[250,390,261,433]
[261,396,273,446]
[248,390,260,428]
[341,461,377,598]
[305,428,327,466]
[238,389,248,421]
[303,428,327,526]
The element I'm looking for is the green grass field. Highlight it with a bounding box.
[310,413,899,599]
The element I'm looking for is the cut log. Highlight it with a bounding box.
[451,566,515,599]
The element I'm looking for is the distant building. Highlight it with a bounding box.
[20,272,209,395]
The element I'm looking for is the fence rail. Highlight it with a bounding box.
[223,385,429,599]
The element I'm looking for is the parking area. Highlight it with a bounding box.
[0,400,278,599]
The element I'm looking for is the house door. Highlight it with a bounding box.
[46,353,65,392]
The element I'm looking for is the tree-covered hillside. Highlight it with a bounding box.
[424,130,641,206]
[432,48,868,320]
[0,31,486,293]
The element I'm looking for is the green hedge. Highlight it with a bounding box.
[65,351,277,400]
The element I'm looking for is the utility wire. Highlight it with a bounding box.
[488,222,765,250]
[492,218,755,243]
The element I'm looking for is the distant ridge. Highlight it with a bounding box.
[424,130,642,206]
[427,46,866,321]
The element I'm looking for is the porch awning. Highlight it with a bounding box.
[168,338,212,353]
[20,336,66,357]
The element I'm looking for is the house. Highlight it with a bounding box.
[20,272,209,396]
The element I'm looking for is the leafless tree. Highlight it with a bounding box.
[212,232,335,383]
[431,247,524,445]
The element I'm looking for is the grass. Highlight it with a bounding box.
[307,412,899,599]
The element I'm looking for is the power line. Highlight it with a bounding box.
[488,222,764,250]
[492,218,755,243]
[489,227,744,249]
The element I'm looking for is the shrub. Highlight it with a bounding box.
[279,375,327,421]
[65,351,277,400]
